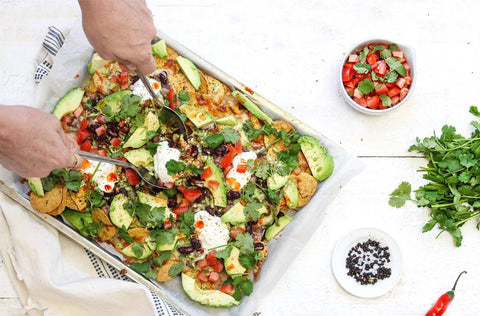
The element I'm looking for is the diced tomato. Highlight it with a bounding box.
[201,167,213,179]
[387,87,401,97]
[111,73,120,83]
[208,272,220,283]
[366,95,380,109]
[399,88,409,100]
[220,283,235,295]
[342,64,354,82]
[392,51,404,58]
[206,250,218,266]
[110,137,121,147]
[344,87,354,96]
[373,60,387,76]
[97,114,106,124]
[95,125,106,136]
[396,77,406,89]
[397,56,406,63]
[353,97,367,107]
[220,152,234,169]
[76,129,92,144]
[234,140,242,154]
[353,88,362,99]
[391,96,400,105]
[375,84,389,95]
[177,185,186,193]
[61,115,74,124]
[183,189,202,203]
[80,140,92,152]
[212,261,224,273]
[168,89,176,110]
[197,259,209,269]
[348,54,359,63]
[172,206,189,215]
[230,228,244,239]
[73,106,84,118]
[404,76,412,85]
[178,198,190,207]
[163,219,172,230]
[96,149,107,156]
[366,53,377,65]
[120,71,129,90]
[236,161,248,173]
[125,168,140,186]
[197,271,209,283]
[208,180,219,190]
[80,118,88,130]
[403,63,411,76]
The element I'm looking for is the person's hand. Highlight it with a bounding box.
[0,105,81,178]
[78,0,157,74]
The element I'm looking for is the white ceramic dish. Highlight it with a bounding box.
[339,39,416,115]
[331,228,403,298]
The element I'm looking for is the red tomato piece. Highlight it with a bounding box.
[220,152,234,169]
[76,129,92,144]
[177,185,186,193]
[399,88,409,100]
[197,259,209,269]
[80,140,92,152]
[125,168,140,186]
[342,64,354,82]
[206,250,218,266]
[366,95,380,109]
[234,140,242,154]
[387,87,401,97]
[197,271,209,283]
[353,97,367,107]
[396,77,406,89]
[212,261,224,273]
[120,71,129,90]
[374,60,387,76]
[183,189,202,203]
[168,89,176,110]
[201,167,213,179]
[404,76,412,85]
[230,228,244,239]
[96,114,106,124]
[220,284,235,295]
[348,54,359,63]
[391,96,400,105]
[178,198,190,207]
[344,87,354,96]
[95,126,106,136]
[366,53,377,65]
[172,206,189,215]
[80,118,88,130]
[392,51,404,58]
[208,180,219,190]
[375,84,389,95]
[73,106,84,118]
[110,137,121,147]
[208,272,220,283]
[236,161,248,173]
[163,219,172,230]
[111,74,120,83]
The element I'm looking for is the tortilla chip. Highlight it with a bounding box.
[30,184,64,214]
[293,150,312,175]
[65,189,87,211]
[91,208,116,241]
[155,259,179,283]
[127,227,149,243]
[291,172,317,207]
[264,120,294,157]
[197,71,209,94]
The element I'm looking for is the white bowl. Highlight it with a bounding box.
[339,39,416,115]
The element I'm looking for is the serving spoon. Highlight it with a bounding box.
[76,150,165,189]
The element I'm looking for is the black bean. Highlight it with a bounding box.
[190,238,201,250]
[118,188,128,196]
[87,123,100,133]
[202,147,214,155]
[167,198,177,208]
[107,129,118,137]
[159,71,169,85]
[254,242,264,251]
[277,212,285,218]
[226,190,240,201]
[206,205,216,217]
[214,144,228,156]
[168,140,176,148]
[177,246,194,254]
[190,145,198,158]
[131,75,139,85]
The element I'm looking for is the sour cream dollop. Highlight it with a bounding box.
[225,151,257,191]
[194,210,230,252]
[79,160,117,193]
[131,77,162,102]
[153,141,181,183]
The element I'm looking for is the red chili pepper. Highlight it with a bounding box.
[426,271,467,316]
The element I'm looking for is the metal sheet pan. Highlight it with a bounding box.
[0,28,363,316]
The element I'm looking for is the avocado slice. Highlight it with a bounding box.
[298,135,334,182]
[123,127,148,148]
[176,56,201,90]
[215,115,238,127]
[204,158,227,208]
[179,103,214,128]
[123,148,153,167]
[63,209,95,237]
[265,216,293,241]
[109,194,133,229]
[27,177,44,197]
[231,91,273,124]
[151,39,168,59]
[98,90,132,114]
[87,52,110,75]
[221,201,268,225]
[224,246,246,276]
[52,87,85,119]
[283,180,299,209]
[121,243,153,260]
[144,111,160,132]
[267,174,289,190]
[181,273,240,307]
[136,191,174,223]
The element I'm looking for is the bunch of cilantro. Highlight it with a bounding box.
[389,106,480,246]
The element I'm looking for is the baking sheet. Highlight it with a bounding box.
[0,23,364,316]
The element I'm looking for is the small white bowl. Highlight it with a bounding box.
[339,39,416,115]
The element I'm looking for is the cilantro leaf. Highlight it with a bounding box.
[244,202,263,221]
[254,159,270,180]
[130,262,150,274]
[151,229,177,246]
[215,246,233,259]
[239,253,256,269]
[357,78,375,95]
[359,46,369,63]
[234,232,254,255]
[136,204,166,228]
[118,227,134,243]
[388,182,412,208]
[179,210,195,236]
[168,262,185,277]
[152,251,173,266]
[353,63,371,74]
[204,133,225,149]
[379,49,392,60]
[379,94,392,108]
[222,128,240,144]
[178,90,190,102]
[165,159,186,176]
[385,56,406,77]
[469,106,480,117]
[131,242,145,258]
[120,94,142,117]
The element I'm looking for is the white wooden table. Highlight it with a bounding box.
[2,1,480,315]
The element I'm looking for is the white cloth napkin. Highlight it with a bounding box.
[0,23,183,316]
